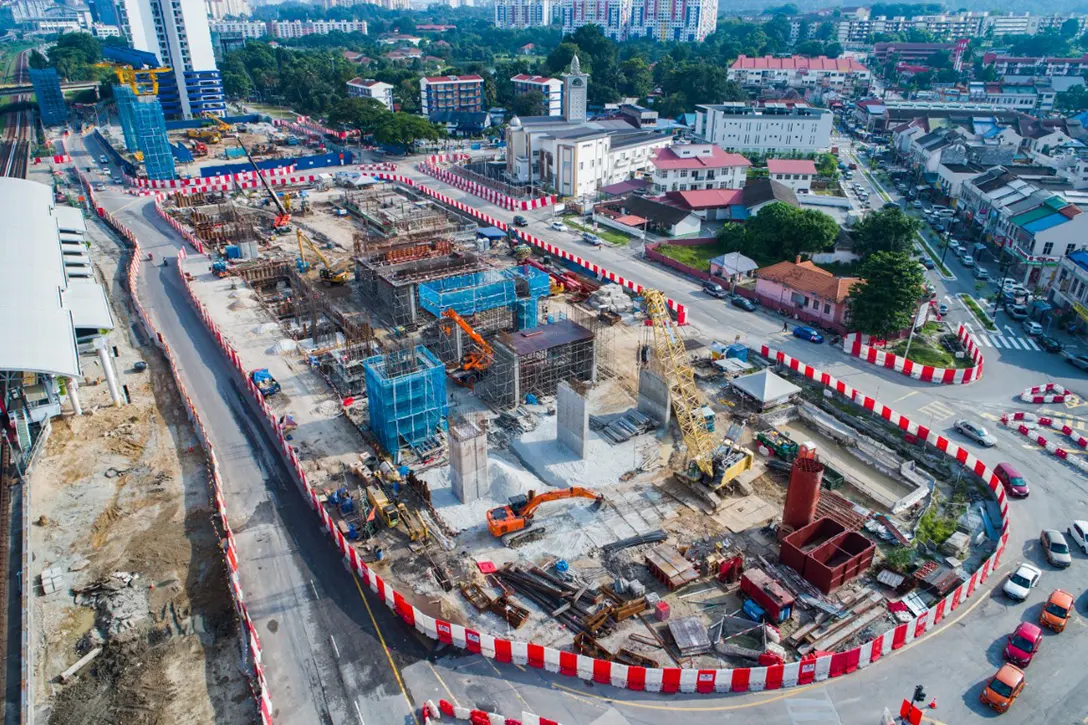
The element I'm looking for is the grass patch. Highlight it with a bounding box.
[916,494,959,546]
[655,241,728,272]
[563,216,632,246]
[959,293,997,331]
[887,335,971,369]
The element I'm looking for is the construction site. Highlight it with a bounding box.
[160,139,1005,676]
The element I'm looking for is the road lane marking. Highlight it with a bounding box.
[483,657,532,711]
[351,573,419,725]
[427,661,459,705]
[1026,339,1041,351]
[976,334,991,347]
[917,400,955,422]
[892,391,918,403]
[991,336,1005,348]
[1006,337,1022,350]
[330,634,340,659]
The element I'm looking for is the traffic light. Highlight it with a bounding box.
[913,685,926,703]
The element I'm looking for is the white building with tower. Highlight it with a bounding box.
[115,0,225,118]
[504,55,671,199]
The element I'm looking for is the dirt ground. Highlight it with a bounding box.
[29,225,254,724]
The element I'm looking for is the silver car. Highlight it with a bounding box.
[1041,529,1072,568]
[954,419,996,447]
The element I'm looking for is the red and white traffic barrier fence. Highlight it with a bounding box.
[74,170,272,723]
[1020,383,1067,404]
[426,153,470,165]
[416,162,557,212]
[359,162,397,172]
[431,699,561,725]
[167,206,1010,703]
[153,196,205,254]
[1000,411,1088,473]
[843,323,983,384]
[274,115,347,140]
[374,172,689,325]
[126,166,296,189]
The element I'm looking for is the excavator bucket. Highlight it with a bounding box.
[590,495,605,512]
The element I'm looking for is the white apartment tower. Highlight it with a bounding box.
[115,0,225,119]
[560,0,717,41]
[494,0,552,28]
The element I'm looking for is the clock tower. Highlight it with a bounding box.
[562,54,588,123]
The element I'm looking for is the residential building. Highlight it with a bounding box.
[385,48,423,63]
[854,99,1025,132]
[494,0,553,28]
[559,0,717,42]
[1051,249,1088,326]
[694,102,833,154]
[833,11,1086,43]
[753,259,860,334]
[650,144,750,194]
[0,178,117,466]
[430,111,491,136]
[982,52,1088,78]
[728,55,871,95]
[205,0,249,19]
[378,34,422,45]
[662,188,746,221]
[420,75,484,117]
[960,167,1088,287]
[615,195,701,236]
[742,178,800,215]
[346,78,394,109]
[505,56,671,198]
[872,42,958,65]
[766,158,817,193]
[511,74,563,116]
[209,19,369,38]
[92,22,122,37]
[115,0,225,119]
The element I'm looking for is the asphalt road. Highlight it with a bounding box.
[70,128,1088,724]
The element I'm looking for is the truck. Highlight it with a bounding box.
[249,368,281,397]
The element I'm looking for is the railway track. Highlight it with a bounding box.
[0,50,32,179]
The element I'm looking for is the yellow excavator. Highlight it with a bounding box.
[201,111,232,134]
[296,229,350,285]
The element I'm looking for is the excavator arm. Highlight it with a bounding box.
[486,487,604,546]
[232,134,290,227]
[441,308,494,370]
[297,229,350,284]
[518,487,603,519]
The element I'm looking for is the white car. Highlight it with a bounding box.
[549,221,568,232]
[1068,520,1088,554]
[1002,563,1042,601]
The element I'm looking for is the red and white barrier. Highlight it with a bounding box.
[74,170,272,723]
[373,172,689,326]
[126,166,296,189]
[416,161,558,212]
[1000,411,1088,474]
[1020,383,1067,404]
[358,163,397,172]
[843,323,984,384]
[433,699,560,725]
[274,115,348,141]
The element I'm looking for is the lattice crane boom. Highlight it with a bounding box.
[643,289,715,476]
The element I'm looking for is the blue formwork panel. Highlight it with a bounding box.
[418,269,516,317]
[363,346,448,460]
[508,265,551,300]
[515,298,539,330]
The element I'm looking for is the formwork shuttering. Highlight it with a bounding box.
[363,345,448,460]
[355,251,489,328]
[342,184,474,242]
[133,98,176,180]
[114,85,140,152]
[29,68,66,127]
[418,266,549,318]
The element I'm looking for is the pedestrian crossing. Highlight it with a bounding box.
[786,694,844,725]
[973,333,1041,351]
[917,399,957,423]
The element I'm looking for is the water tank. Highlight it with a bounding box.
[783,455,825,531]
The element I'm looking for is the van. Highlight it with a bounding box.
[995,462,1029,497]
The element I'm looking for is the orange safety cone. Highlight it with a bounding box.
[928,697,937,709]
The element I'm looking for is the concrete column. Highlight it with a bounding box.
[449,420,488,503]
[95,339,123,407]
[557,381,588,459]
[637,368,671,427]
[66,377,83,416]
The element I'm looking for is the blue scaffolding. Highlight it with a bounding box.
[29,68,66,127]
[418,265,551,322]
[363,346,448,461]
[132,98,176,180]
[114,85,140,152]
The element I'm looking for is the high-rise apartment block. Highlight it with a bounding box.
[494,0,552,28]
[115,0,225,119]
[420,75,484,118]
[511,74,563,116]
[347,78,395,109]
[559,0,717,42]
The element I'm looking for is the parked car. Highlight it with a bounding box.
[792,326,824,344]
[730,295,756,311]
[1066,520,1088,554]
[1023,320,1044,336]
[1002,562,1041,601]
[973,267,990,280]
[953,418,996,446]
[1040,529,1072,568]
[920,255,935,269]
[980,664,1026,713]
[1038,335,1063,353]
[1003,622,1043,667]
[512,215,529,226]
[938,303,949,315]
[702,281,727,299]
[1005,304,1028,321]
[1040,589,1074,632]
[582,232,602,246]
[1067,354,1088,371]
[549,221,568,232]
[995,462,1029,497]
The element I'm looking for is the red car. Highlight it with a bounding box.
[995,462,1030,497]
[1004,621,1042,667]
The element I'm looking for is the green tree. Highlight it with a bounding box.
[327,96,390,132]
[374,112,445,149]
[510,89,545,116]
[619,57,652,98]
[847,251,926,338]
[1056,85,1088,115]
[728,203,839,264]
[815,153,839,182]
[850,207,921,257]
[28,49,47,70]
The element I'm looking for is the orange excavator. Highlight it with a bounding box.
[487,487,605,547]
[441,308,494,387]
